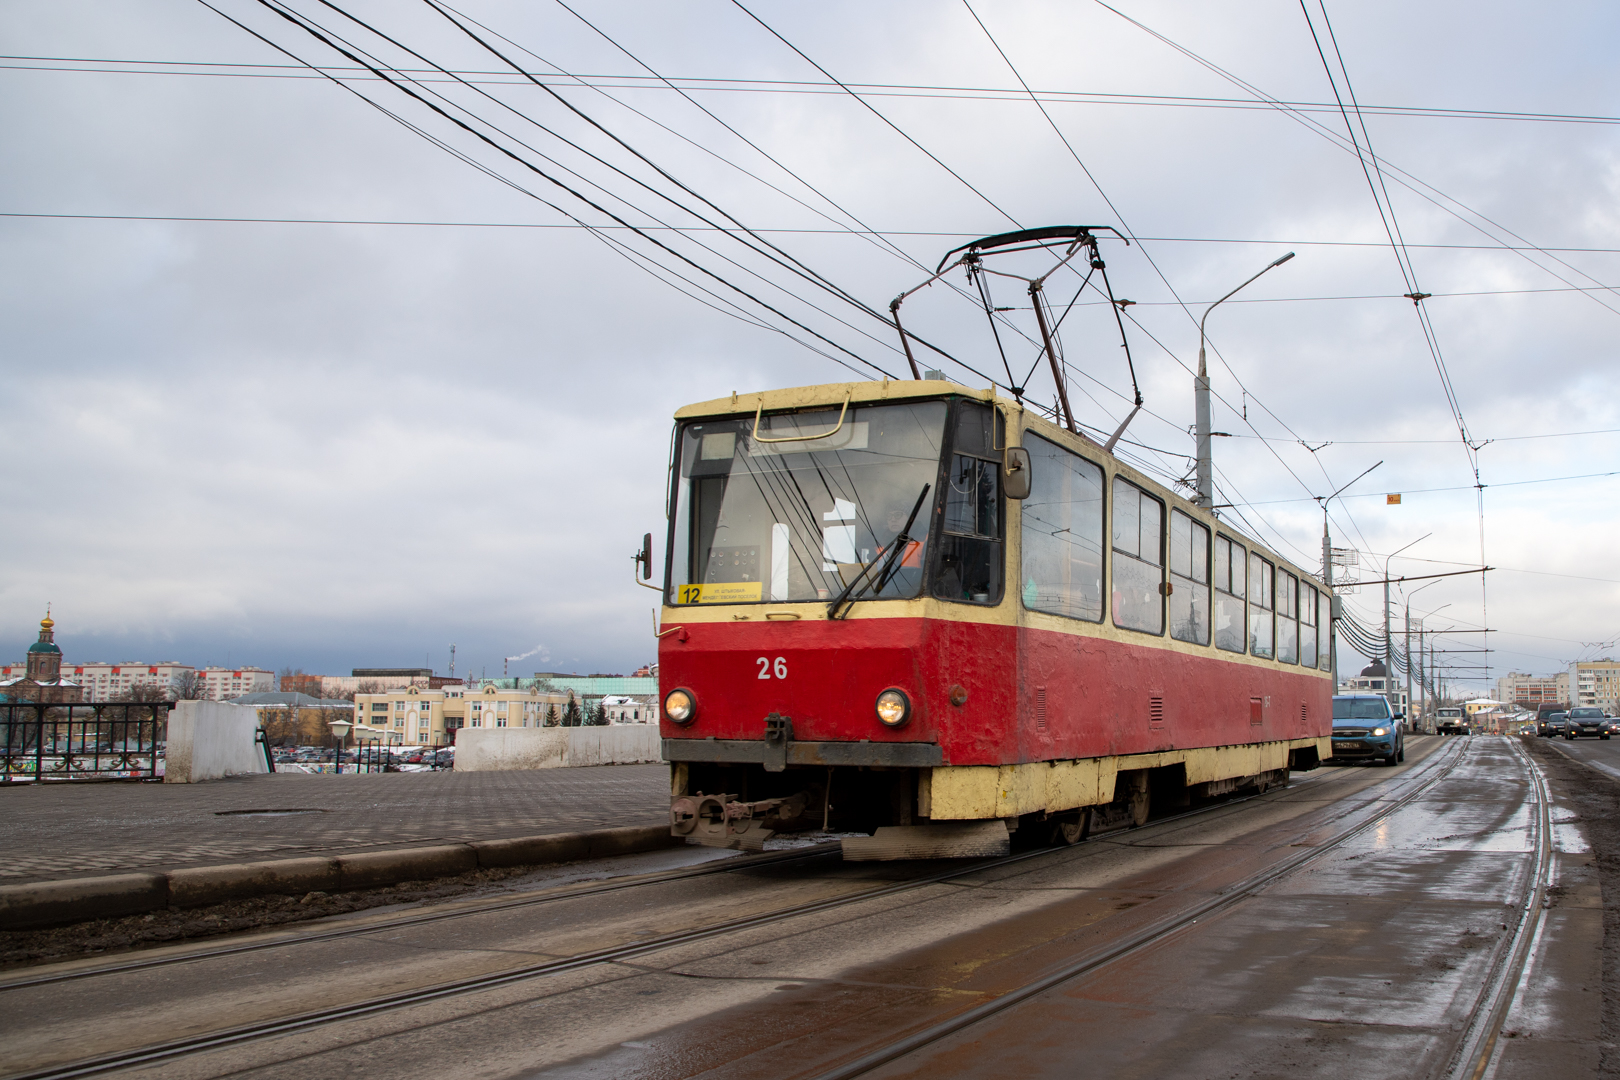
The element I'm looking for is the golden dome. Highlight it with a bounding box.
[40,614,54,630]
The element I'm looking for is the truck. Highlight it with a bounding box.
[1435,706,1469,736]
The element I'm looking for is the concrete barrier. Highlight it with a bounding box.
[455,728,567,772]
[0,873,169,930]
[165,700,268,784]
[337,845,478,891]
[565,726,662,767]
[0,826,682,930]
[167,857,340,909]
[456,725,662,772]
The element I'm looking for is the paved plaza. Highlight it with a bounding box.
[0,765,671,885]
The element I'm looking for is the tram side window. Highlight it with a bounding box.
[1111,477,1164,634]
[1319,589,1334,671]
[1212,535,1246,654]
[1168,510,1210,645]
[1300,583,1319,668]
[1276,569,1299,664]
[1020,434,1105,621]
[933,401,1003,605]
[1249,552,1275,658]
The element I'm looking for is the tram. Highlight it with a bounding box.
[650,231,1333,857]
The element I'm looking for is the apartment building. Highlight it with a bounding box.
[353,683,570,744]
[1570,659,1620,713]
[197,667,274,700]
[3,654,271,701]
[1495,671,1569,708]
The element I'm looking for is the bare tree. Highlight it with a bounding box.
[171,671,206,700]
[117,683,173,704]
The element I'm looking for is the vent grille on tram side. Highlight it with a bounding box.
[1036,686,1047,733]
[1149,695,1165,728]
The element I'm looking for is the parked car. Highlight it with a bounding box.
[1332,695,1406,766]
[1539,711,1570,738]
[1565,707,1610,740]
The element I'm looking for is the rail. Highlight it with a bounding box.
[0,702,171,783]
[0,765,1368,1079]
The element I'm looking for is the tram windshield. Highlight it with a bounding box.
[669,400,948,604]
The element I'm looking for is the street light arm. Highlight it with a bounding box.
[1382,531,1432,577]
[1197,252,1297,370]
[1319,459,1384,510]
[1194,252,1296,511]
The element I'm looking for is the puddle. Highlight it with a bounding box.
[214,808,330,817]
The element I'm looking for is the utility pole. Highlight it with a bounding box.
[1405,608,1413,729]
[1314,460,1382,687]
[1379,533,1430,715]
[1194,252,1295,508]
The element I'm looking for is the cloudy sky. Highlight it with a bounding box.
[3,0,1617,691]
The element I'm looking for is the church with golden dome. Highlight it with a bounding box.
[0,611,85,704]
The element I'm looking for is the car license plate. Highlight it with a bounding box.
[1335,741,1365,750]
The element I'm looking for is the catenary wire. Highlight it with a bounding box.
[222,0,899,380]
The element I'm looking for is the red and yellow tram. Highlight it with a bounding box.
[655,378,1332,856]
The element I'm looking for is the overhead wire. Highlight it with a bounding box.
[960,0,1388,571]
[1301,0,1489,677]
[1088,0,1620,321]
[300,0,919,368]
[217,0,900,380]
[730,1,1021,230]
[13,54,1620,129]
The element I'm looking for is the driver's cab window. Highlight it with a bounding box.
[932,401,1003,604]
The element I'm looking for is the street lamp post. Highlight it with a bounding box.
[1315,460,1382,686]
[1195,252,1295,509]
[1381,533,1431,713]
[1404,580,1441,732]
[328,718,353,775]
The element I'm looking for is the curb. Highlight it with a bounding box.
[0,825,681,931]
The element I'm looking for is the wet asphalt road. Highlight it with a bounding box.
[1540,731,1620,783]
[0,736,1601,1080]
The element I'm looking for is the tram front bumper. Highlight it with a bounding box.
[662,738,943,769]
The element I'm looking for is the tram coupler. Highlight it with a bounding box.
[762,713,793,772]
[670,791,808,851]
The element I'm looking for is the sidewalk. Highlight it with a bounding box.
[0,765,670,885]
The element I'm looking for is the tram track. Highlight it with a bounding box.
[2,761,1372,1080]
[798,735,1548,1080]
[0,761,1356,996]
[1445,736,1554,1080]
[0,842,847,992]
[804,736,1476,1079]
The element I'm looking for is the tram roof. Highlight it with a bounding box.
[673,379,989,420]
[672,379,1323,589]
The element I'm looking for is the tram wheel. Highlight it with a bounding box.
[1055,809,1090,846]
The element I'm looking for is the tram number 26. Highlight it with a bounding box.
[757,656,787,680]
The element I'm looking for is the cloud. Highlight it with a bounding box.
[3,0,1618,688]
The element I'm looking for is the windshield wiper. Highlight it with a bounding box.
[827,483,930,621]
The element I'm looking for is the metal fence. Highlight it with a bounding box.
[269,739,454,774]
[1,701,171,783]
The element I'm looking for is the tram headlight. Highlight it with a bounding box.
[875,689,911,728]
[664,688,697,725]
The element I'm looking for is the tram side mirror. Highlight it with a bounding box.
[1002,446,1032,500]
[636,533,653,580]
